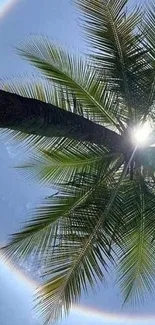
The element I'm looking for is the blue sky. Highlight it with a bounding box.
[1,1,155,325]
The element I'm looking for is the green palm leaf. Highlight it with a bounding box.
[17,37,124,129]
[75,0,151,118]
[143,3,155,60]
[16,143,116,187]
[139,3,155,117]
[117,177,155,303]
[2,155,127,325]
[3,152,122,264]
[33,167,127,324]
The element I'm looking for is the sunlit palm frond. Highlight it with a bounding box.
[117,177,155,303]
[15,142,117,187]
[75,0,151,118]
[2,192,82,263]
[17,36,125,129]
[35,223,111,323]
[32,168,127,325]
[3,152,123,265]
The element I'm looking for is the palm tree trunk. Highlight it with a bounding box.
[0,89,125,152]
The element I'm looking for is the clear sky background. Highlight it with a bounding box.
[0,1,155,325]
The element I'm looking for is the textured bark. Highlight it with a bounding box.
[0,89,125,152]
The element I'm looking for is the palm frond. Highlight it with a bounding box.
[139,3,155,116]
[117,177,155,303]
[17,36,124,129]
[2,192,82,262]
[143,2,155,60]
[75,0,151,118]
[33,167,127,324]
[15,142,116,187]
[2,153,123,264]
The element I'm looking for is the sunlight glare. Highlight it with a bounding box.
[132,122,151,146]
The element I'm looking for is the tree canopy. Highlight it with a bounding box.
[1,0,155,324]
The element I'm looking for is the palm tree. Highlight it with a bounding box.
[2,0,155,323]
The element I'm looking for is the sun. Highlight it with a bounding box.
[132,121,151,147]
